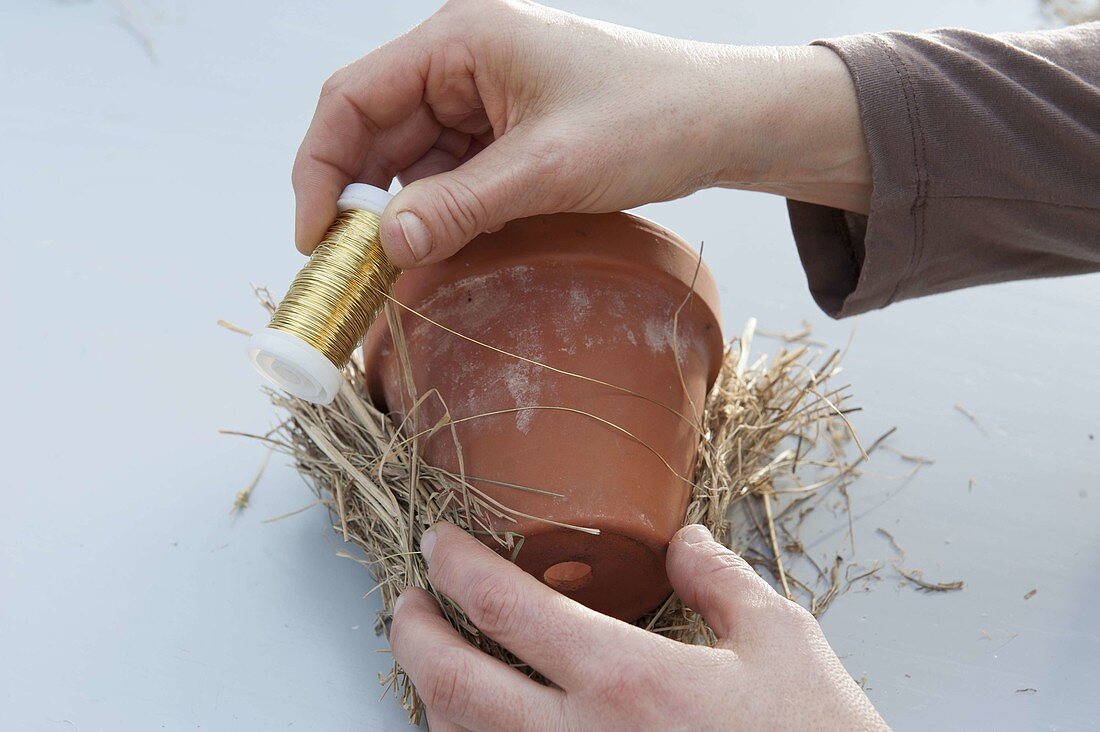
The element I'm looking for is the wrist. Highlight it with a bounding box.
[705,45,872,213]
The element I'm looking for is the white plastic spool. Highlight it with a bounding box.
[247,184,394,405]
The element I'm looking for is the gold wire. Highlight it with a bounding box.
[268,209,401,368]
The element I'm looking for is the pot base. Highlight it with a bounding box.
[503,526,670,622]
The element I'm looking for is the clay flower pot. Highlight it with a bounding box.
[362,212,723,621]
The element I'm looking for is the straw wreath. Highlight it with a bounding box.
[232,286,875,725]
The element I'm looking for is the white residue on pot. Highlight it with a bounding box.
[413,265,534,344]
[502,361,542,433]
[643,316,674,353]
[583,334,604,349]
[567,285,593,323]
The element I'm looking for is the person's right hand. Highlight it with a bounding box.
[292,0,870,267]
[390,522,888,731]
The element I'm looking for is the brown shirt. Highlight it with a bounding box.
[788,21,1100,317]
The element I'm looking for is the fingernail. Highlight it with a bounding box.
[680,524,712,545]
[393,591,408,614]
[420,527,438,564]
[396,210,432,261]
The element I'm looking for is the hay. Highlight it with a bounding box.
[233,287,880,724]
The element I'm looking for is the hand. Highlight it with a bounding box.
[292,0,870,266]
[391,522,888,731]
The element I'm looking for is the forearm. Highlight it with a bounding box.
[704,45,872,215]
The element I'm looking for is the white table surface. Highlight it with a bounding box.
[2,1,1097,730]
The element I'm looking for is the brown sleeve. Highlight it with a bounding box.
[788,21,1100,318]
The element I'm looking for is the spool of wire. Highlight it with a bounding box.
[249,184,400,404]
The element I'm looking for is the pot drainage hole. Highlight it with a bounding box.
[543,561,593,592]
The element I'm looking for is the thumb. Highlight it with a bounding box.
[379,131,550,268]
[666,524,784,645]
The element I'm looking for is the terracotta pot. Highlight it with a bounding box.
[362,212,723,621]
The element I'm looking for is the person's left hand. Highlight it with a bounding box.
[390,522,887,731]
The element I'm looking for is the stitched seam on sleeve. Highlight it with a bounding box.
[834,210,859,286]
[931,193,1100,211]
[869,34,929,307]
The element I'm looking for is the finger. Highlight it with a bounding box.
[434,127,473,159]
[396,128,474,186]
[379,127,557,267]
[293,9,497,255]
[354,103,444,190]
[420,39,488,132]
[396,130,494,187]
[665,524,783,646]
[391,587,564,732]
[292,30,433,253]
[398,147,461,187]
[420,522,654,689]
